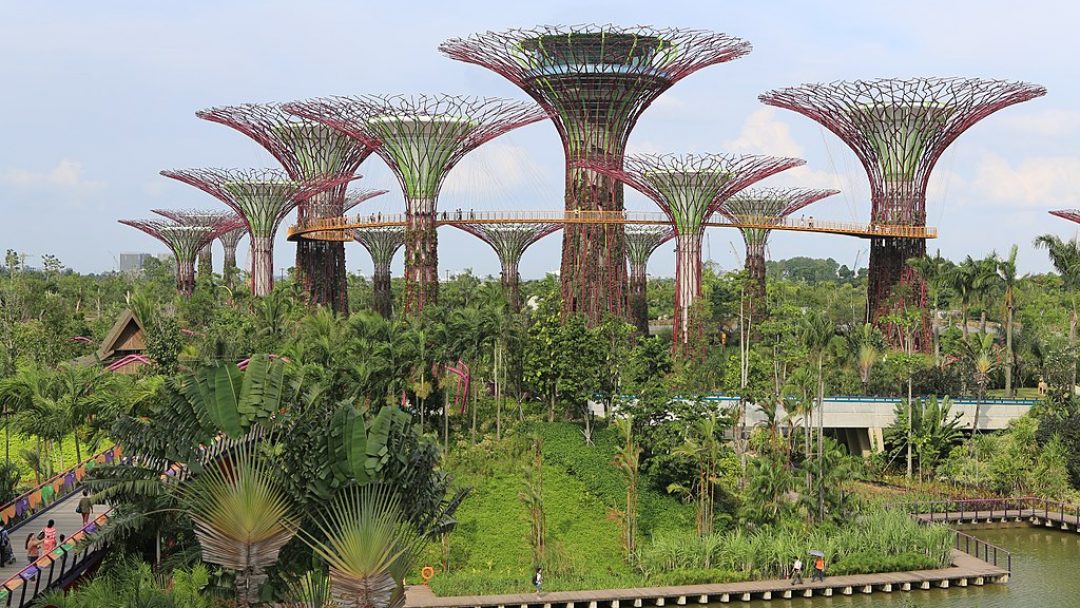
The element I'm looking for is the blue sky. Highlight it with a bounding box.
[1,1,1077,279]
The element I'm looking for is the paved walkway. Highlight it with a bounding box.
[405,550,1007,608]
[0,492,99,582]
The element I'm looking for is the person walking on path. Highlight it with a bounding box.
[40,519,57,553]
[25,533,40,563]
[77,489,94,525]
[811,556,826,582]
[789,557,803,585]
[533,567,543,594]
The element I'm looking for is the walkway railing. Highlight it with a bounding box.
[0,513,112,607]
[0,446,121,530]
[287,209,938,242]
[954,529,1012,574]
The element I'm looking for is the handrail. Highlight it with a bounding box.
[0,446,121,530]
[954,529,1012,574]
[287,209,939,242]
[0,512,112,607]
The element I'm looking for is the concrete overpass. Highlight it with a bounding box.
[589,396,1035,457]
[706,395,1035,456]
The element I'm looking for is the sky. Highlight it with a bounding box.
[1,0,1078,280]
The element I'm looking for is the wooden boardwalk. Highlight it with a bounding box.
[0,492,100,582]
[405,549,1007,608]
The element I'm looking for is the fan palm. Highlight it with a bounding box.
[180,443,298,607]
[283,571,335,608]
[300,484,420,608]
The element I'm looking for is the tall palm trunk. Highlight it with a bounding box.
[1071,306,1078,390]
[816,358,824,522]
[1005,305,1014,397]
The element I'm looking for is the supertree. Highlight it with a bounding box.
[441,26,752,322]
[760,78,1045,349]
[581,153,803,349]
[119,219,239,296]
[217,226,247,287]
[353,227,405,319]
[718,187,839,322]
[284,94,546,314]
[151,208,240,279]
[452,223,562,312]
[196,104,379,313]
[160,168,352,297]
[624,225,674,334]
[1050,210,1080,225]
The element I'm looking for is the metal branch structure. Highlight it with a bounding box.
[452,222,562,311]
[353,227,406,318]
[284,94,546,315]
[119,219,236,296]
[342,187,388,214]
[624,225,674,334]
[581,153,804,348]
[441,25,751,322]
[151,208,241,280]
[160,168,352,297]
[718,187,839,322]
[196,104,379,312]
[1050,210,1080,225]
[760,77,1045,349]
[217,226,247,286]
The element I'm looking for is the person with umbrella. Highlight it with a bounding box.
[809,550,826,582]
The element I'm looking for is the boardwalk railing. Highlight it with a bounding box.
[288,210,939,241]
[906,496,1080,524]
[0,446,121,531]
[0,513,112,607]
[954,530,1011,574]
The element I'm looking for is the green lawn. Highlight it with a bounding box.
[986,387,1041,399]
[0,430,96,490]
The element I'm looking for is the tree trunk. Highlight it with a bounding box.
[979,310,987,335]
[745,249,767,328]
[197,243,213,279]
[816,359,824,521]
[297,190,350,314]
[560,163,627,323]
[222,241,239,288]
[404,198,439,316]
[673,231,703,349]
[1071,307,1078,391]
[1005,305,1014,397]
[906,377,913,479]
[502,264,522,313]
[373,265,393,319]
[176,261,196,297]
[250,236,274,297]
[628,263,650,335]
[868,236,930,352]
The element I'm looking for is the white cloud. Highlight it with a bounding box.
[998,109,1080,137]
[971,152,1080,207]
[722,108,805,159]
[0,159,105,192]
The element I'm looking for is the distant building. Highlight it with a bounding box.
[74,309,150,374]
[119,252,154,275]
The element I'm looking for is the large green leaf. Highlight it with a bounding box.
[238,355,287,426]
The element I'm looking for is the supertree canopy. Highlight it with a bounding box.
[1050,209,1080,225]
[119,219,238,296]
[161,168,352,297]
[718,187,838,322]
[582,153,803,349]
[441,25,751,322]
[353,227,406,319]
[196,104,379,313]
[760,77,1045,349]
[624,225,675,335]
[284,94,546,315]
[452,222,562,312]
[151,208,240,279]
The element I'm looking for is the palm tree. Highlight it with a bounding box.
[849,323,881,395]
[800,311,834,521]
[668,413,725,536]
[300,484,420,608]
[908,251,953,363]
[53,362,113,462]
[181,443,298,608]
[1034,234,1080,389]
[973,255,1001,335]
[996,245,1019,396]
[0,365,47,465]
[611,416,641,557]
[964,333,998,445]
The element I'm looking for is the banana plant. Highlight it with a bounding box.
[327,404,409,485]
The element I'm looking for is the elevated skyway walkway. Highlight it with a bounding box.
[287,210,938,242]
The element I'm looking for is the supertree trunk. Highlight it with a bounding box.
[197,244,213,279]
[560,159,627,321]
[673,231,703,347]
[869,235,931,348]
[501,260,522,313]
[628,262,650,335]
[744,245,767,326]
[372,263,393,319]
[250,236,275,297]
[177,261,196,297]
[222,243,238,287]
[296,191,350,314]
[405,199,438,314]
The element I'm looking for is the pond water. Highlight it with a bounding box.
[740,526,1080,608]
